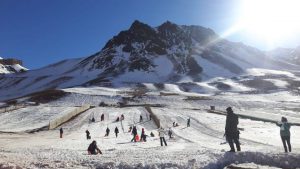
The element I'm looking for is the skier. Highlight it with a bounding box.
[91,117,95,122]
[150,132,155,137]
[140,128,146,142]
[149,114,152,120]
[105,127,110,137]
[86,130,91,140]
[87,140,102,155]
[116,117,120,122]
[187,118,190,127]
[60,127,63,138]
[140,115,143,122]
[224,107,241,152]
[173,122,176,127]
[168,128,173,139]
[131,125,138,142]
[101,114,104,121]
[114,127,119,138]
[158,127,167,146]
[276,117,292,152]
[121,114,125,121]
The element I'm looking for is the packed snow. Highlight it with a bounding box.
[0,86,300,168]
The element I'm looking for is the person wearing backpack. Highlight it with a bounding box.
[276,117,292,153]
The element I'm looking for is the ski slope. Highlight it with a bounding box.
[0,88,300,168]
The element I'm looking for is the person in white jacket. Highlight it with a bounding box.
[158,127,167,146]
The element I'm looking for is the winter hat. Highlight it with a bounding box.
[226,107,233,113]
[281,117,288,122]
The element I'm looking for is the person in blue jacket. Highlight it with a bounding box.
[277,117,292,153]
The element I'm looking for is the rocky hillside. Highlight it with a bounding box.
[0,20,299,101]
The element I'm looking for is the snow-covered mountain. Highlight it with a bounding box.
[267,46,300,65]
[0,57,28,74]
[1,20,300,101]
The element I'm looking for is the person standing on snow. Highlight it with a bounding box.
[140,128,146,142]
[131,125,138,142]
[101,114,104,121]
[140,115,143,122]
[60,127,63,138]
[168,128,173,139]
[87,140,102,155]
[158,127,167,146]
[86,130,91,140]
[105,127,110,137]
[224,107,241,152]
[114,127,119,138]
[276,117,292,153]
[187,118,191,127]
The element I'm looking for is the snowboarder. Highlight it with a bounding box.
[131,125,138,142]
[60,127,63,138]
[187,118,190,127]
[158,127,167,146]
[140,128,146,142]
[276,117,292,152]
[87,140,102,155]
[101,114,104,121]
[168,128,173,139]
[224,107,241,152]
[105,127,110,137]
[121,114,124,121]
[114,127,119,138]
[140,115,143,122]
[86,130,91,140]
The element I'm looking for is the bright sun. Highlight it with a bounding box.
[235,0,300,46]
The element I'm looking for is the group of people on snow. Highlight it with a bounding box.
[58,107,292,155]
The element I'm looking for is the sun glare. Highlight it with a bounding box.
[234,0,300,47]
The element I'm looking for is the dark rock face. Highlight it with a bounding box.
[82,20,221,81]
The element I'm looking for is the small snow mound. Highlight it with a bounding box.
[0,163,22,169]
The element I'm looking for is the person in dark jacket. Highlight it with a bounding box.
[114,127,119,138]
[140,128,146,142]
[87,140,102,155]
[277,117,292,152]
[168,128,173,139]
[101,114,104,121]
[187,118,191,127]
[105,127,110,137]
[225,107,241,152]
[60,128,63,138]
[131,126,138,142]
[121,114,125,121]
[140,115,143,122]
[86,130,91,139]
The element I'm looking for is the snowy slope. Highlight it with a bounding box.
[0,88,300,168]
[1,21,300,101]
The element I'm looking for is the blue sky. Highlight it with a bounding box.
[0,0,299,69]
